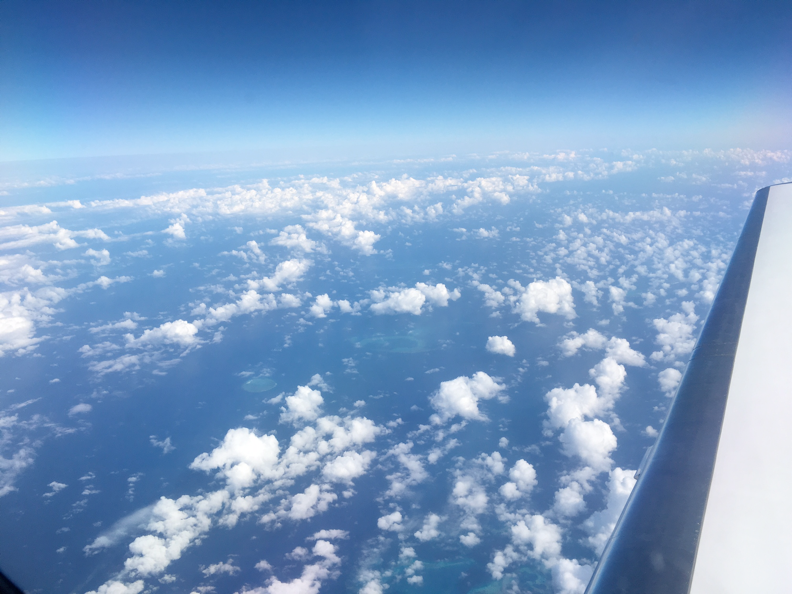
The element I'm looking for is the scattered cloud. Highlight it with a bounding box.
[510,277,576,324]
[429,372,505,424]
[486,336,515,357]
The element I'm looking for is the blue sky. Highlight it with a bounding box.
[1,0,791,162]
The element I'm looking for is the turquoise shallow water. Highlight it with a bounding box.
[241,376,278,393]
[354,332,429,353]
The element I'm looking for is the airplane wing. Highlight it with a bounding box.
[0,571,23,594]
[586,182,792,594]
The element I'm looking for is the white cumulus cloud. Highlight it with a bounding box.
[321,450,375,483]
[248,259,312,292]
[658,367,682,396]
[559,419,617,471]
[270,225,318,253]
[190,428,281,491]
[414,513,442,541]
[280,386,324,426]
[511,277,576,323]
[370,282,460,315]
[582,467,637,554]
[429,372,505,424]
[486,336,515,357]
[650,302,698,362]
[377,511,403,532]
[125,320,199,348]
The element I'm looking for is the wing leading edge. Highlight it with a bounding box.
[586,183,792,594]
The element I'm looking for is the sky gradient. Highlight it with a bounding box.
[2,0,791,162]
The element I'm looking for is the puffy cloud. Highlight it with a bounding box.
[308,529,348,541]
[451,174,536,213]
[475,283,505,308]
[479,451,505,476]
[85,248,111,266]
[0,433,35,498]
[0,254,55,286]
[511,277,576,323]
[510,514,562,560]
[650,303,698,362]
[552,558,593,594]
[559,329,607,356]
[609,286,627,315]
[87,353,141,375]
[377,511,403,531]
[0,285,73,356]
[336,299,360,314]
[559,419,617,471]
[195,289,281,326]
[580,280,600,306]
[68,403,92,416]
[370,288,425,315]
[320,415,381,452]
[604,338,646,367]
[658,367,682,396]
[190,428,280,491]
[385,441,429,497]
[225,240,268,264]
[544,383,600,430]
[125,320,199,348]
[499,459,537,500]
[307,212,380,255]
[43,481,67,498]
[643,425,659,438]
[0,221,109,251]
[202,559,240,576]
[560,330,645,366]
[359,576,386,594]
[280,386,324,426]
[288,484,337,520]
[269,225,318,253]
[0,310,39,356]
[90,314,140,334]
[583,467,636,554]
[475,227,499,239]
[452,476,488,516]
[249,539,341,594]
[92,275,132,290]
[249,259,312,292]
[460,532,481,547]
[123,490,228,577]
[487,545,521,580]
[486,336,515,357]
[163,221,186,239]
[499,482,521,501]
[429,372,505,424]
[404,560,424,585]
[589,358,627,400]
[85,580,145,594]
[321,450,375,483]
[415,282,461,307]
[150,436,175,454]
[414,513,442,541]
[370,282,460,315]
[309,294,335,318]
[553,481,587,517]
